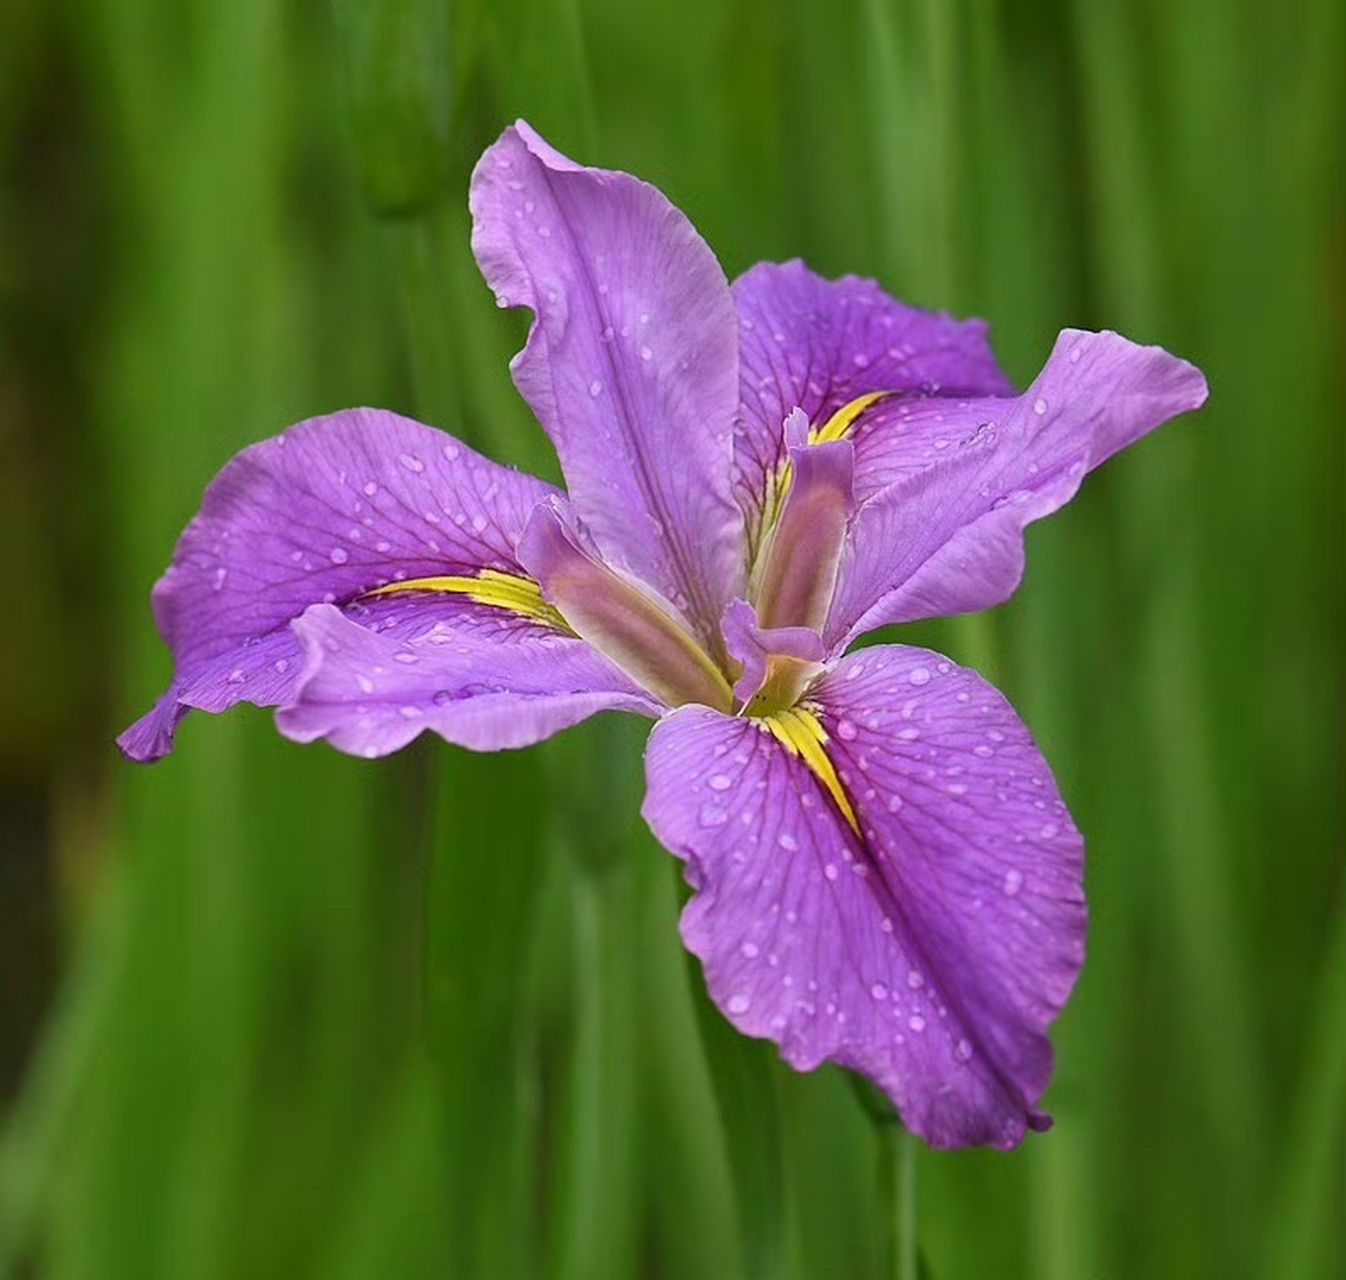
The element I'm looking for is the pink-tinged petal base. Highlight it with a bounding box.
[642,645,1085,1149]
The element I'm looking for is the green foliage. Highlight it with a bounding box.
[0,0,1340,1277]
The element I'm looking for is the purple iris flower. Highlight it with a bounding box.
[119,122,1207,1149]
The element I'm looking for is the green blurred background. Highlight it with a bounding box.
[1,0,1341,1276]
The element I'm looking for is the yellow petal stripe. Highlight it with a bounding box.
[363,569,574,633]
[808,390,892,445]
[762,705,860,835]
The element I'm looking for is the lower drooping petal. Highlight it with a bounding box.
[730,261,1014,545]
[276,604,660,757]
[117,408,561,761]
[641,645,1086,1149]
[826,329,1209,645]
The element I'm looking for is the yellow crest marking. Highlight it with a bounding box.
[809,390,892,445]
[762,705,860,835]
[363,569,573,633]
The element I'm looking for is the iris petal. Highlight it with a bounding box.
[118,408,564,760]
[470,122,745,647]
[642,644,1085,1149]
[827,329,1208,644]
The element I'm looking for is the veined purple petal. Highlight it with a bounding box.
[117,408,560,761]
[277,604,659,757]
[827,329,1208,645]
[470,122,744,645]
[731,261,1013,544]
[642,645,1086,1149]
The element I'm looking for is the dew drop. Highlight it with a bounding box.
[728,993,751,1015]
[907,970,924,989]
[1033,397,1048,416]
[708,773,732,791]
[442,443,460,462]
[908,1015,926,1033]
[226,668,245,685]
[700,804,730,828]
[955,1038,973,1061]
[835,719,858,741]
[823,864,838,881]
[639,344,653,361]
[357,675,375,694]
[778,832,799,852]
[273,658,289,674]
[908,666,931,686]
[887,794,904,812]
[588,380,603,397]
[741,942,759,959]
[1003,869,1024,896]
[329,547,349,565]
[871,982,888,1000]
[399,454,425,473]
[1039,822,1060,840]
[399,705,422,719]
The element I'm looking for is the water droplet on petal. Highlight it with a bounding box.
[870,982,888,1000]
[836,719,858,741]
[399,454,424,473]
[1039,822,1060,839]
[708,773,732,791]
[357,675,375,694]
[330,547,349,565]
[741,942,759,959]
[700,804,730,828]
[907,970,924,989]
[908,666,931,686]
[778,832,799,852]
[1033,397,1048,415]
[1003,869,1024,896]
[908,1014,926,1032]
[728,993,751,1015]
[588,380,602,397]
[955,1038,973,1061]
[639,345,653,361]
[823,864,838,881]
